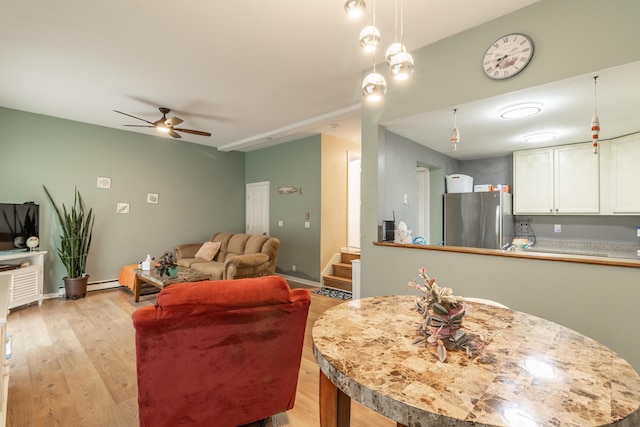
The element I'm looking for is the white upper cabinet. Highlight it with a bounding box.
[513,148,554,214]
[514,142,599,215]
[609,134,640,214]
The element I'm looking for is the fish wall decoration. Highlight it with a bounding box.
[277,186,302,195]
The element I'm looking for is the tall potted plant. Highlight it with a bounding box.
[43,186,95,299]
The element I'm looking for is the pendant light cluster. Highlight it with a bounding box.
[345,0,414,102]
[591,76,600,154]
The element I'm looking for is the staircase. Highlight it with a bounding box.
[322,251,360,292]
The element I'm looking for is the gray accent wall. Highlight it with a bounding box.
[0,107,245,294]
[246,135,322,282]
[361,0,640,371]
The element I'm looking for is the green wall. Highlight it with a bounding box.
[0,107,245,294]
[361,0,640,370]
[246,135,322,281]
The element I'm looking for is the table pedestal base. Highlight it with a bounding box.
[319,371,407,427]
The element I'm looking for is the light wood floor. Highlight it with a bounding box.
[6,286,396,427]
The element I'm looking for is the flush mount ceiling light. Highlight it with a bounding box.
[499,102,543,120]
[344,0,366,18]
[523,132,557,143]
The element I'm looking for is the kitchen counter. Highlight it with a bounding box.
[374,241,640,268]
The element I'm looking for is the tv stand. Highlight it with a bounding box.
[0,250,46,310]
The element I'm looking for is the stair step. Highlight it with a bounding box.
[340,252,360,263]
[322,275,352,292]
[332,262,352,279]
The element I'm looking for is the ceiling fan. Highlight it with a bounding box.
[114,107,212,139]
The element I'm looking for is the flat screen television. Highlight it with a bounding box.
[0,203,39,252]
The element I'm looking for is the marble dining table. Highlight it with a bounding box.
[312,295,640,427]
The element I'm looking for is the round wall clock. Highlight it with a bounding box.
[482,33,534,80]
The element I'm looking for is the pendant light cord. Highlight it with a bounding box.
[593,76,598,114]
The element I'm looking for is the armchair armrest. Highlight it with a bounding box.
[175,243,204,259]
[224,253,270,280]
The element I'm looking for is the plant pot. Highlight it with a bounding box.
[428,304,465,339]
[63,275,89,300]
[168,266,179,278]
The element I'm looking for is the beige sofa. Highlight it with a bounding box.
[174,232,280,280]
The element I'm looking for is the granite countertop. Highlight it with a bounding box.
[524,239,640,260]
[313,295,640,427]
[374,241,640,268]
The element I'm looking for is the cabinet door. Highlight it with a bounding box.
[554,143,600,214]
[514,148,554,214]
[611,135,640,213]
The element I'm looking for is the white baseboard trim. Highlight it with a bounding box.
[87,280,120,292]
[277,274,321,288]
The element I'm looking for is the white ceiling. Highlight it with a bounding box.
[0,0,540,152]
[384,60,640,160]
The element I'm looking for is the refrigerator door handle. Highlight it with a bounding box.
[495,204,501,247]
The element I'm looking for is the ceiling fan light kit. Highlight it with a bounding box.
[114,107,212,139]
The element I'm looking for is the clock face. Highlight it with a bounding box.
[483,33,534,80]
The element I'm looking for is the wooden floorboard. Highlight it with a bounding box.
[6,284,395,427]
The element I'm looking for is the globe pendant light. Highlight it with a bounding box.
[450,109,460,151]
[591,76,600,155]
[344,0,366,18]
[360,26,380,52]
[359,0,379,53]
[362,69,387,102]
[386,0,414,80]
[389,51,414,80]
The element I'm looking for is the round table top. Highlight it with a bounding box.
[312,295,640,427]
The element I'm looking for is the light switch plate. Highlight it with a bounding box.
[637,226,640,237]
[278,220,283,227]
[554,224,561,233]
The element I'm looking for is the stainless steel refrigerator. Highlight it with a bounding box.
[444,192,514,249]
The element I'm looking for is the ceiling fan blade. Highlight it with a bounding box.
[168,130,182,138]
[113,110,155,125]
[174,128,212,137]
[165,117,183,126]
[123,124,154,128]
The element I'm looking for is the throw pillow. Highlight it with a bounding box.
[195,241,221,261]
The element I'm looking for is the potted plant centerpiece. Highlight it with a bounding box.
[43,186,95,299]
[156,250,178,277]
[408,267,472,362]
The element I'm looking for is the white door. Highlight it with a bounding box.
[246,181,269,235]
[347,153,361,249]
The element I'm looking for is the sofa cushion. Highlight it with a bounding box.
[194,241,221,261]
[224,234,252,260]
[189,261,225,280]
[245,234,270,254]
[210,232,234,261]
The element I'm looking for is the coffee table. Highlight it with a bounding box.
[134,267,211,302]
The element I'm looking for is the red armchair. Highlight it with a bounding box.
[132,275,311,427]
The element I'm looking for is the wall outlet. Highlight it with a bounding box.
[58,287,65,298]
[554,224,561,233]
[637,226,640,237]
[292,265,296,272]
[278,220,283,227]
[304,221,310,229]
[403,193,408,205]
